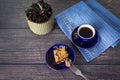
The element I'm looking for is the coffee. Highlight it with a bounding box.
[79,27,93,38]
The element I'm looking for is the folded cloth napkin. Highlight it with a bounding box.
[55,1,120,62]
[85,0,120,47]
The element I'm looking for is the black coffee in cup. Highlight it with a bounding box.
[73,24,98,48]
[79,27,93,38]
[77,24,95,39]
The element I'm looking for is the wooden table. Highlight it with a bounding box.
[0,0,120,80]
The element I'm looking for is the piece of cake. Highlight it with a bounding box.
[53,46,69,64]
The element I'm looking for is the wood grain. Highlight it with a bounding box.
[0,0,120,80]
[0,29,120,65]
[0,65,119,80]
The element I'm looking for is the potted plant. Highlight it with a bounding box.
[25,0,54,35]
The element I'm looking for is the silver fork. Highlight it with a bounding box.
[65,59,89,80]
[69,63,89,80]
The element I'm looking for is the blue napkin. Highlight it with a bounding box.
[85,0,120,47]
[55,1,120,62]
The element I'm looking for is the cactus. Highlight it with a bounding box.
[25,0,52,23]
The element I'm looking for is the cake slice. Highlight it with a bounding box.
[53,46,69,64]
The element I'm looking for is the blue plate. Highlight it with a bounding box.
[72,27,99,48]
[45,44,75,71]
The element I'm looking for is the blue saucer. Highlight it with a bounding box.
[45,44,75,71]
[72,27,99,48]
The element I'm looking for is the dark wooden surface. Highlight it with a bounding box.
[0,0,120,80]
